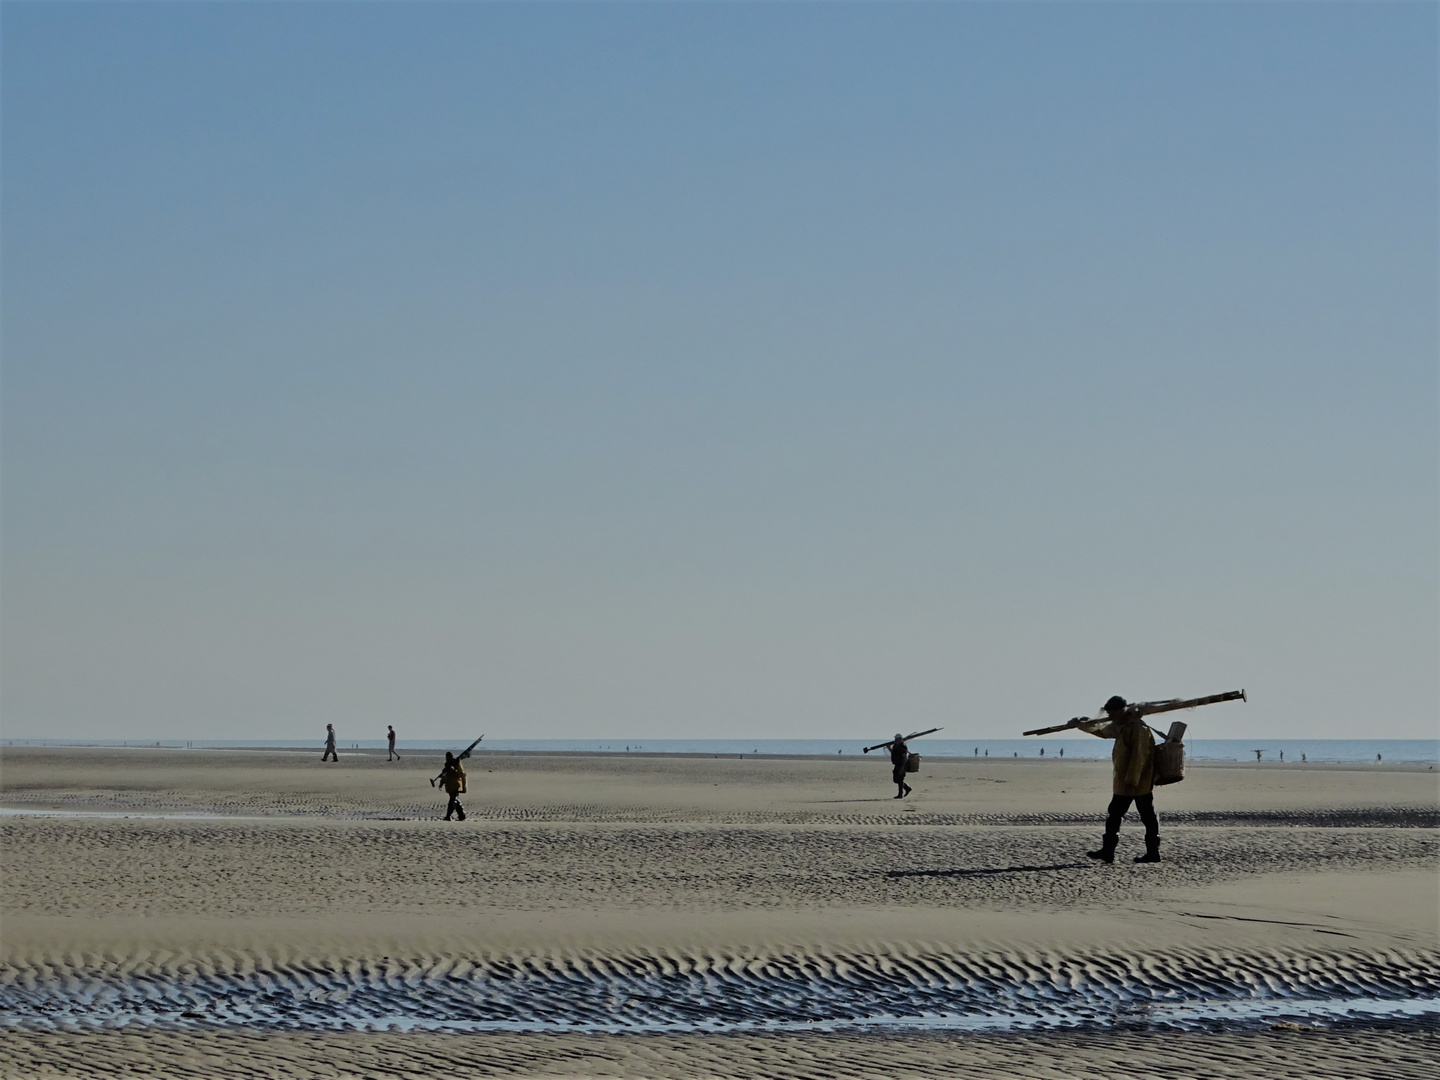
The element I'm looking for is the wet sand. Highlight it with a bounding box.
[1,746,1436,1077]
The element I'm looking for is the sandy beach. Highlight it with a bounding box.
[1,746,1436,1078]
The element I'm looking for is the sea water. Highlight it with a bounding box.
[6,737,1436,763]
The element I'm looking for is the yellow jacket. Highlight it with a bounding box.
[441,761,467,795]
[1082,715,1155,796]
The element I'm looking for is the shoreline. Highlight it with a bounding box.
[2,743,1436,769]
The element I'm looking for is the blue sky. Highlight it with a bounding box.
[3,3,1435,740]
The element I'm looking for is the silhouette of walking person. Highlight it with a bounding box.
[889,735,913,799]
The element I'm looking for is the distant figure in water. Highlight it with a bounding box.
[1059,747,1064,757]
[322,724,338,763]
[1279,750,1284,762]
[387,725,401,761]
[1301,753,1307,763]
[889,734,912,799]
[1377,753,1382,762]
[1254,749,1263,761]
[437,752,467,821]
[1040,747,1045,757]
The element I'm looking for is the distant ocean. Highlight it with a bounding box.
[7,737,1437,764]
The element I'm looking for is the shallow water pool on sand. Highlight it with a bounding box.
[3,948,1436,1035]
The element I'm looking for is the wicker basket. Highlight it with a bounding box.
[1153,741,1184,786]
[905,753,921,774]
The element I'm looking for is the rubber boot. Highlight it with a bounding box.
[1086,835,1117,865]
[1134,837,1160,863]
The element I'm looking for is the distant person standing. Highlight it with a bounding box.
[890,734,912,799]
[322,724,338,763]
[436,751,467,821]
[387,725,401,761]
[1074,696,1159,864]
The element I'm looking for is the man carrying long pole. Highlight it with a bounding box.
[1024,690,1245,865]
[430,735,484,823]
[436,751,467,821]
[863,727,942,800]
[1080,696,1161,864]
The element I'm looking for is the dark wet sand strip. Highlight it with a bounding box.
[2,1027,1437,1079]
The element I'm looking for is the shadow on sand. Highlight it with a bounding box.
[802,798,898,804]
[886,863,1087,879]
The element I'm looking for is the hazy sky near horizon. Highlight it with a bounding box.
[3,4,1435,741]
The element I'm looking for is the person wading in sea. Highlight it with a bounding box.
[1078,696,1160,864]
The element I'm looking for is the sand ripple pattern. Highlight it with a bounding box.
[3,788,1434,829]
[5,819,1437,920]
[2,947,1436,1034]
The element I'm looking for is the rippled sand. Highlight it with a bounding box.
[5,1028,1438,1080]
[2,746,1436,1077]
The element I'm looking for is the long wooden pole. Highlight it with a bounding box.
[1133,690,1245,717]
[863,727,942,754]
[1023,690,1245,737]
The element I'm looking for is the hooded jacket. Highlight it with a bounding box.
[1081,712,1155,796]
[440,760,467,795]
